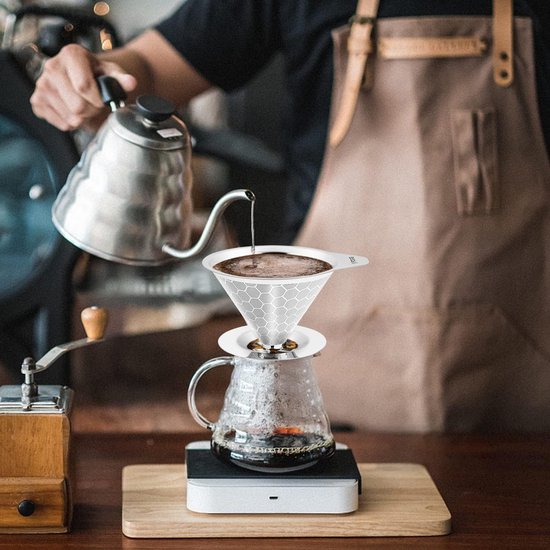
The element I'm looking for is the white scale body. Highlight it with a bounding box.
[186,441,360,514]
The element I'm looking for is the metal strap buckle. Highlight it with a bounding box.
[348,15,376,25]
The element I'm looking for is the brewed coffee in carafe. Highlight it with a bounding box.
[189,354,335,472]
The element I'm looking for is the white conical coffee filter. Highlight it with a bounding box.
[203,245,368,348]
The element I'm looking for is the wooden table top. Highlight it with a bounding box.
[1,431,549,549]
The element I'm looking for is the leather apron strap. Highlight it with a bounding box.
[329,0,379,147]
[330,0,514,147]
[493,0,514,87]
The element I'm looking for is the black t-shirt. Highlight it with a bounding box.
[156,0,550,242]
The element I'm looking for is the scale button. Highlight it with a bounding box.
[17,499,35,517]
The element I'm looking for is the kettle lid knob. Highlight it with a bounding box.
[136,95,176,123]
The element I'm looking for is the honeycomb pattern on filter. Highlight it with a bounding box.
[217,277,329,346]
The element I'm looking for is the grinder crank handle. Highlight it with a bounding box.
[187,356,235,430]
[28,306,109,374]
[81,306,109,340]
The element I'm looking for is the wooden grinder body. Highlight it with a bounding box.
[0,412,72,533]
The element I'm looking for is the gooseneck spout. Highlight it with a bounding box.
[162,189,255,260]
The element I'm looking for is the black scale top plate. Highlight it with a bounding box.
[186,448,362,494]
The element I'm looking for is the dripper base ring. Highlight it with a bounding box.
[218,326,326,359]
[247,338,298,354]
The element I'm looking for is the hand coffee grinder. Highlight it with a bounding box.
[186,245,368,514]
[0,306,108,533]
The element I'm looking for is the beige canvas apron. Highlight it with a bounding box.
[296,0,550,432]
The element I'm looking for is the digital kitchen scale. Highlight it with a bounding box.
[185,441,361,514]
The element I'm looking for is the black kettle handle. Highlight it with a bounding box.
[97,75,127,110]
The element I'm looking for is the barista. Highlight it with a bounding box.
[31,0,550,432]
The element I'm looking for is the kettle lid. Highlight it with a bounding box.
[109,95,189,151]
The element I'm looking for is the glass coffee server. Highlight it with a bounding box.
[188,245,368,473]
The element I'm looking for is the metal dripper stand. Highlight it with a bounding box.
[0,306,108,533]
[185,245,368,514]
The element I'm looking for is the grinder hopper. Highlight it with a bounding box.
[202,245,369,349]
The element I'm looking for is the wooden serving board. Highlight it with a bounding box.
[122,463,451,538]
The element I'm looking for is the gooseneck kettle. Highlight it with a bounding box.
[52,76,254,266]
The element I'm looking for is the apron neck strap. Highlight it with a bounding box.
[330,0,514,147]
[329,0,379,147]
[493,0,514,87]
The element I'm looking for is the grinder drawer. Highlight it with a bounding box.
[0,477,69,533]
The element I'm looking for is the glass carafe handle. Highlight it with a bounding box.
[187,356,235,430]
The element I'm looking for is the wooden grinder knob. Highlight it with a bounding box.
[81,307,108,340]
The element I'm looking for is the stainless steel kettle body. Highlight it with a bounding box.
[52,77,254,265]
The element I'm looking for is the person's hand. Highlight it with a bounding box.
[30,44,137,132]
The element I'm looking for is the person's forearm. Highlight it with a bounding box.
[111,29,213,109]
[30,29,211,131]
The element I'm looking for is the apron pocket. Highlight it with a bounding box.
[450,108,499,215]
